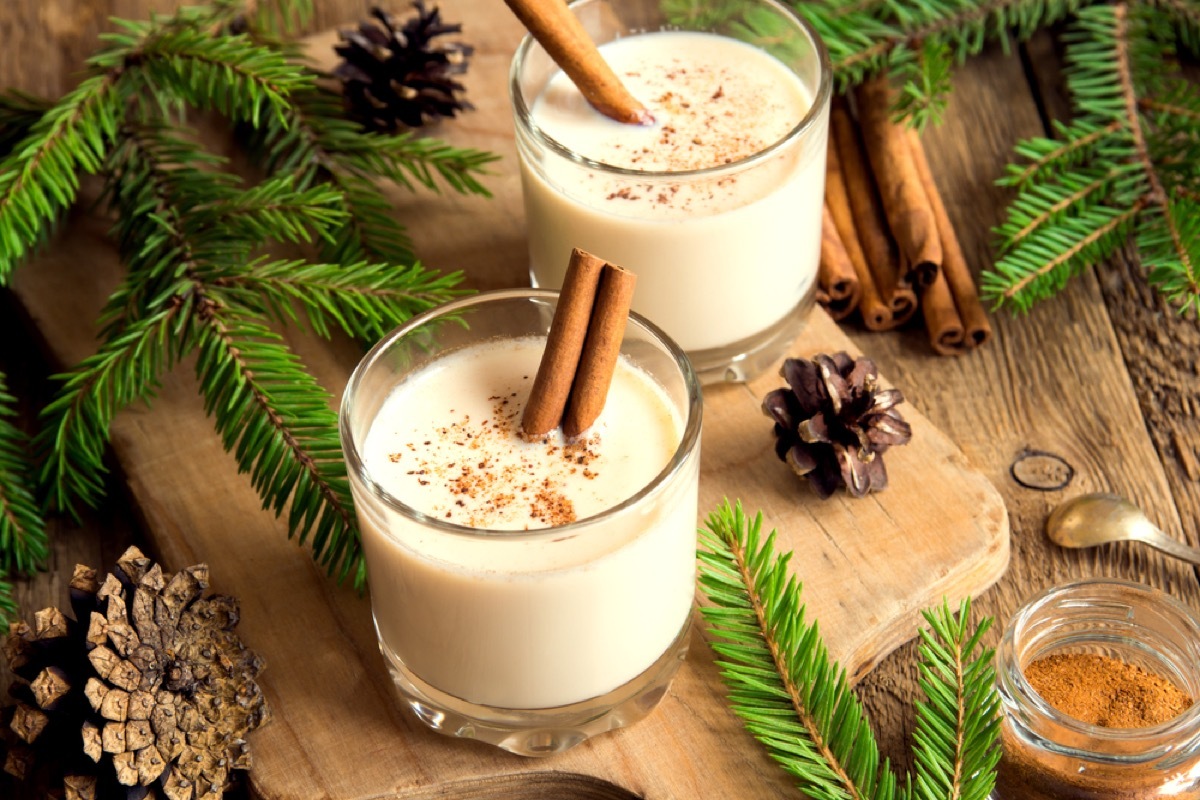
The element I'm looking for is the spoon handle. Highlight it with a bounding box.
[1142,529,1200,566]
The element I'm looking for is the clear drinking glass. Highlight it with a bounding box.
[339,290,703,756]
[994,579,1200,799]
[510,0,832,384]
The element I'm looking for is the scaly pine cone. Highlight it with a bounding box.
[334,2,474,131]
[1,547,269,800]
[763,352,912,498]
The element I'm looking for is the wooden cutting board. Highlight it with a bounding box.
[9,3,1009,797]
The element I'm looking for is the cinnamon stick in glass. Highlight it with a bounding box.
[563,264,637,438]
[522,248,606,437]
[504,0,652,125]
[818,204,861,321]
[825,138,893,330]
[830,103,915,327]
[854,77,940,288]
[907,127,993,349]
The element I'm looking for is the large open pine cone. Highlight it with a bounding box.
[334,2,474,131]
[1,547,269,800]
[763,352,912,498]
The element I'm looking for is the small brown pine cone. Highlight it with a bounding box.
[763,352,913,498]
[1,547,269,800]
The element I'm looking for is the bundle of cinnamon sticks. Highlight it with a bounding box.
[818,77,992,356]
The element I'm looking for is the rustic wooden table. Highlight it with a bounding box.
[2,0,1199,797]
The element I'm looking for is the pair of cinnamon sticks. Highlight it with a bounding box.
[522,248,636,439]
[818,77,992,355]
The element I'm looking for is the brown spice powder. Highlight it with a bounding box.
[1025,653,1194,728]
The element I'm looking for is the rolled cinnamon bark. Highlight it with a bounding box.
[854,77,941,288]
[563,263,637,438]
[504,0,652,125]
[890,262,919,324]
[522,248,606,436]
[906,128,993,348]
[830,103,915,327]
[818,204,861,321]
[825,139,893,331]
[920,269,967,355]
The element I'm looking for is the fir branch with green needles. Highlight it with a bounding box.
[668,0,1199,315]
[0,373,47,621]
[984,1,1200,313]
[668,0,1085,128]
[699,500,1000,800]
[0,0,495,594]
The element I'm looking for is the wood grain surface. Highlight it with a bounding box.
[2,0,1199,797]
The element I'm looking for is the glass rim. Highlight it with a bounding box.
[998,577,1200,750]
[338,288,704,543]
[508,0,833,180]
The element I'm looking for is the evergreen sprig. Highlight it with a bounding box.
[984,0,1200,314]
[699,501,1000,800]
[244,77,495,267]
[666,0,1199,314]
[0,0,495,591]
[668,0,1086,128]
[0,373,47,620]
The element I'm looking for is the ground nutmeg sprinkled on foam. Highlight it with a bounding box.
[387,389,604,528]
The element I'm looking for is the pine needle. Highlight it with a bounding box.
[0,373,48,580]
[194,303,364,586]
[698,500,1000,800]
[0,0,489,584]
[703,501,876,799]
[985,1,1200,314]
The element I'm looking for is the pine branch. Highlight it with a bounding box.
[0,373,48,578]
[99,21,308,127]
[910,601,1001,800]
[193,300,364,586]
[996,120,1126,188]
[0,1,495,593]
[0,578,15,621]
[994,163,1144,249]
[0,91,51,157]
[699,501,1000,800]
[246,81,494,266]
[0,3,308,284]
[95,121,239,338]
[699,501,899,800]
[986,1,1200,312]
[218,257,465,342]
[985,201,1146,309]
[0,72,128,282]
[1138,195,1200,311]
[1142,0,1200,55]
[36,302,187,517]
[192,177,348,246]
[806,0,1086,125]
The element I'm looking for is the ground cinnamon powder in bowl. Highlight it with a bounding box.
[1026,653,1194,729]
[996,652,1200,800]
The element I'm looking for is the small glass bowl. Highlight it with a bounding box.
[993,578,1200,799]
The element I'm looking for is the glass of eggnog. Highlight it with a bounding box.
[339,290,702,756]
[510,0,831,383]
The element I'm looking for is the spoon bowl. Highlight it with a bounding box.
[1046,493,1200,566]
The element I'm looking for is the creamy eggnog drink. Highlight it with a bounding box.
[340,291,702,755]
[511,0,831,382]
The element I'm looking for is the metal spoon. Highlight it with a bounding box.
[1046,493,1200,566]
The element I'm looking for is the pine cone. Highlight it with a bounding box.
[334,2,474,131]
[762,352,912,498]
[1,547,269,800]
